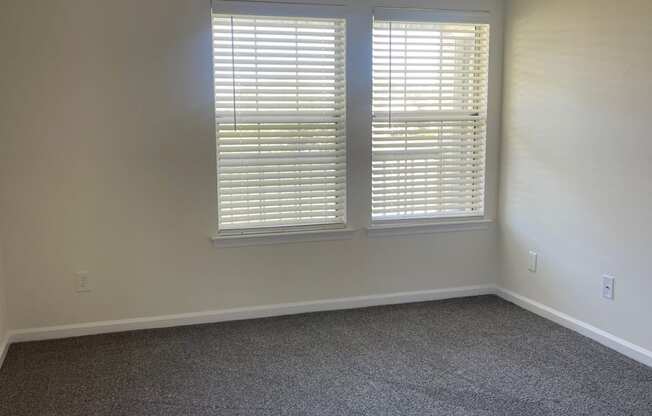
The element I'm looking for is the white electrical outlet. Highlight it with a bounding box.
[75,271,91,293]
[602,275,615,300]
[528,251,538,273]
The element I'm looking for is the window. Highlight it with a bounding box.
[213,14,347,233]
[371,17,489,222]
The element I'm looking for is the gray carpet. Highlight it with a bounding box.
[1,296,651,415]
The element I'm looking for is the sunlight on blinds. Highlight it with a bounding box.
[372,19,489,221]
[213,15,347,232]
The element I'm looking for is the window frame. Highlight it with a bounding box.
[211,1,352,239]
[369,8,491,227]
[211,1,501,245]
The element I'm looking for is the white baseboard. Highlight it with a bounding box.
[5,285,649,370]
[6,284,496,345]
[496,287,652,368]
[0,335,9,370]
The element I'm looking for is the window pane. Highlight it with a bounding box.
[372,20,489,221]
[213,15,347,231]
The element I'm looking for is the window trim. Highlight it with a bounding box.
[369,9,491,226]
[210,1,502,243]
[212,3,350,235]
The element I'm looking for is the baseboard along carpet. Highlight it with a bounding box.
[1,295,651,415]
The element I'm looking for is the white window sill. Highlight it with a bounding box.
[212,227,357,248]
[366,219,492,238]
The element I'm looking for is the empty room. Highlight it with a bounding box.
[0,0,651,414]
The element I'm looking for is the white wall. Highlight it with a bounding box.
[0,0,502,330]
[500,0,652,351]
[0,240,7,343]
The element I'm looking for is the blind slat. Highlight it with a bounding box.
[372,19,489,221]
[214,14,347,231]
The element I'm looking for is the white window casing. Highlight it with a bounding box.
[213,13,347,234]
[371,10,490,223]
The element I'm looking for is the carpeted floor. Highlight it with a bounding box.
[1,296,651,415]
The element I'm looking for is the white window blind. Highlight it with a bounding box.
[372,18,489,221]
[213,14,347,232]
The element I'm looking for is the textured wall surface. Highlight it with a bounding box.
[500,0,652,350]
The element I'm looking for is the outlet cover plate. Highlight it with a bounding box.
[528,251,538,273]
[602,275,615,300]
[76,271,91,293]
